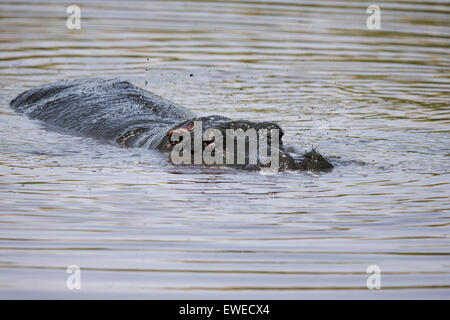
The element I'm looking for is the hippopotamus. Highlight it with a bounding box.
[10,78,333,172]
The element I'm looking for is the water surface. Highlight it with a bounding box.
[0,0,449,299]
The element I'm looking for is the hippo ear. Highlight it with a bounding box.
[278,127,284,139]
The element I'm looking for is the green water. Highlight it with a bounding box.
[0,0,449,298]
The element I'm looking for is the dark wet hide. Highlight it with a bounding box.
[294,150,334,172]
[10,78,333,172]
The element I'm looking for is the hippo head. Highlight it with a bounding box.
[157,115,333,172]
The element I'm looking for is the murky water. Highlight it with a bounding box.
[0,0,449,299]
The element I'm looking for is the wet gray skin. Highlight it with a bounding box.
[10,78,333,172]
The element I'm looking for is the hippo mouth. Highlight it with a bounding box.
[157,116,333,172]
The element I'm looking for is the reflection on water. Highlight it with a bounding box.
[0,0,449,298]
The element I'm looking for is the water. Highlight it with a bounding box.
[0,0,449,299]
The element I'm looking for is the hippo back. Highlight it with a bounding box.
[10,78,196,144]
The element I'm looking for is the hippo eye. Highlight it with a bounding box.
[166,130,185,151]
[171,134,183,144]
